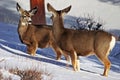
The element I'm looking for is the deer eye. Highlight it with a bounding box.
[23,15,27,17]
[21,15,27,19]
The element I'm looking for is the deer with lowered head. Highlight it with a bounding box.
[47,3,116,76]
[16,3,69,61]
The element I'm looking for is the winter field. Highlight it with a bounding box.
[0,0,120,80]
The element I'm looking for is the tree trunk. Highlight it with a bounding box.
[30,0,46,25]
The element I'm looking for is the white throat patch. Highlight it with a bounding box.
[21,22,27,26]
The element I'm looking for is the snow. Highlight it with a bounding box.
[45,0,120,30]
[0,0,120,80]
[0,69,21,80]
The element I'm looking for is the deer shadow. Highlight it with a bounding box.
[86,53,120,73]
[98,0,120,6]
[0,43,68,67]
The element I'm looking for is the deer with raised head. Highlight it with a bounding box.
[47,3,116,76]
[16,3,69,61]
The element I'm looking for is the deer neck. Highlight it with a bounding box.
[52,16,64,41]
[18,18,29,40]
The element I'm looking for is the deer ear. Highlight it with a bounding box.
[47,3,56,16]
[29,7,38,16]
[16,3,21,12]
[16,3,24,14]
[61,5,71,16]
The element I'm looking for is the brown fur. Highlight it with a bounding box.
[47,3,116,76]
[16,3,69,61]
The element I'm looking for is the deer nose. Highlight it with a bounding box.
[28,18,32,22]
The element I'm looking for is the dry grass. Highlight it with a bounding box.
[0,68,52,80]
[9,68,52,80]
[10,69,42,80]
[0,51,52,80]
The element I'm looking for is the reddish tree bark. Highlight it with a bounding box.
[30,0,46,25]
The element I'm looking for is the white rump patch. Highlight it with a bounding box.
[110,36,116,50]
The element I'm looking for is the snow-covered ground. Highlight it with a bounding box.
[0,0,120,80]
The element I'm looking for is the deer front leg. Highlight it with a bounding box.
[76,56,80,71]
[70,50,78,71]
[27,41,38,56]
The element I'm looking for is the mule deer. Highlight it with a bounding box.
[16,3,69,61]
[47,3,116,76]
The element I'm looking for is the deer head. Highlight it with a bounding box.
[16,3,37,25]
[47,3,71,41]
[47,3,71,25]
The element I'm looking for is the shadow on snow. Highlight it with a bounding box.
[98,0,120,6]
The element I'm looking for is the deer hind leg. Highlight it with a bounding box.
[53,47,70,67]
[62,50,71,67]
[96,51,111,76]
[62,50,70,62]
[51,42,70,61]
[52,46,70,62]
[70,50,79,71]
[54,49,62,60]
[51,44,62,60]
[102,57,111,76]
